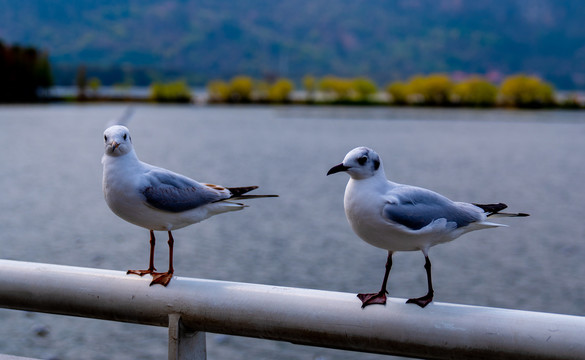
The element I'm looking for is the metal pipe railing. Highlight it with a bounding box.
[1,259,584,360]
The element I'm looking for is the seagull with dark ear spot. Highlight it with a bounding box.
[328,147,528,308]
[102,125,278,286]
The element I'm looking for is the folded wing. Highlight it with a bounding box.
[383,186,481,231]
[142,169,228,213]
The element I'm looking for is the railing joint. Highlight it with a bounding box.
[168,313,207,360]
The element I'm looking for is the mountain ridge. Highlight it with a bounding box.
[1,0,584,88]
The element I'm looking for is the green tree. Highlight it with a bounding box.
[34,53,53,90]
[500,74,555,107]
[1,40,53,102]
[451,77,497,107]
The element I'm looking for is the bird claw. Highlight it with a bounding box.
[150,272,173,286]
[406,294,433,308]
[357,291,387,308]
[127,269,156,277]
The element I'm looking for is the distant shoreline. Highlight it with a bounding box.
[33,86,585,110]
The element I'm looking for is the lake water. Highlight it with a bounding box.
[1,104,584,359]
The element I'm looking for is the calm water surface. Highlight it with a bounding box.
[1,104,584,359]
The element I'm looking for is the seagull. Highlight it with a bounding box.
[102,125,278,286]
[327,147,528,308]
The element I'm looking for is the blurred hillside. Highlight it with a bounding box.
[1,0,584,88]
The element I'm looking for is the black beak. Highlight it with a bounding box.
[327,163,349,176]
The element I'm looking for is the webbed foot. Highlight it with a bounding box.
[357,291,388,308]
[150,271,173,286]
[127,268,156,277]
[406,293,433,308]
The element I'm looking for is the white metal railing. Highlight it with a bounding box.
[1,259,584,360]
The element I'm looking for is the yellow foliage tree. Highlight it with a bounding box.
[500,74,555,107]
[303,75,316,96]
[386,74,453,105]
[451,77,497,107]
[229,76,253,102]
[150,80,192,103]
[319,76,353,101]
[207,80,230,102]
[268,78,294,102]
[414,74,453,105]
[352,77,377,102]
[386,81,409,104]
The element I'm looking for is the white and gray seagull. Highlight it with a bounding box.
[102,125,277,286]
[327,147,528,308]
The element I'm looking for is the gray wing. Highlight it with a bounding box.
[383,186,481,231]
[142,168,227,213]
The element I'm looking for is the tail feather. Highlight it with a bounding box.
[473,202,529,217]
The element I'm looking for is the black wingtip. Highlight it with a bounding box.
[230,194,279,200]
[226,186,259,197]
[473,202,508,214]
[473,203,530,217]
[226,186,278,200]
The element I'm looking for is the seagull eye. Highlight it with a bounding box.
[104,135,108,142]
[358,156,367,165]
[123,133,127,141]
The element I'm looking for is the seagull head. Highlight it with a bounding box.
[103,125,133,157]
[327,147,383,180]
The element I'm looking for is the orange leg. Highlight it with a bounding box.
[150,231,175,286]
[127,230,157,276]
